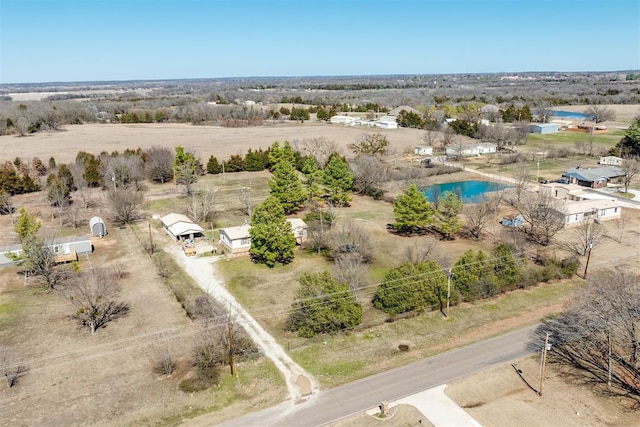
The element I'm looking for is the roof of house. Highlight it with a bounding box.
[220,224,251,240]
[530,123,559,128]
[562,166,625,183]
[287,218,307,230]
[169,222,204,237]
[600,156,622,160]
[388,105,421,116]
[89,216,105,227]
[160,213,193,227]
[562,199,621,215]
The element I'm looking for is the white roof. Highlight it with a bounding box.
[161,213,192,227]
[89,216,105,227]
[220,224,251,240]
[287,218,307,230]
[168,222,204,237]
[562,199,621,215]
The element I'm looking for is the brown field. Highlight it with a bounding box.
[0,122,426,165]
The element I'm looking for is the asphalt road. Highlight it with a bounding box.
[220,324,539,427]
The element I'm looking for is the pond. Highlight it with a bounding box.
[421,180,512,203]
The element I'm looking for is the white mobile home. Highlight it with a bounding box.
[414,146,433,156]
[559,199,622,226]
[219,224,251,254]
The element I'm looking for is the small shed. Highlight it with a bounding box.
[287,218,308,245]
[599,156,623,166]
[414,146,433,156]
[89,216,107,237]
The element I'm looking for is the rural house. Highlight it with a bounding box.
[0,235,93,267]
[529,123,560,134]
[558,199,622,226]
[446,142,497,158]
[219,224,251,254]
[160,213,205,241]
[561,166,625,188]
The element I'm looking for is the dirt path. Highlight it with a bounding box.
[164,243,318,406]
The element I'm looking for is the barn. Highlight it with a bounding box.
[89,216,107,237]
[529,123,559,134]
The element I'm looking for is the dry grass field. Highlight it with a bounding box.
[0,121,426,165]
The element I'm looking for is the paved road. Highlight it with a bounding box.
[220,324,539,427]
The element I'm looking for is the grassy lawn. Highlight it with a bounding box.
[526,130,624,149]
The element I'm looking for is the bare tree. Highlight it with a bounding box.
[69,162,93,209]
[507,165,531,207]
[517,192,566,246]
[584,105,616,123]
[239,186,253,217]
[559,218,605,256]
[402,237,439,264]
[144,146,174,183]
[421,129,440,148]
[535,102,554,123]
[153,348,176,376]
[348,132,390,156]
[611,215,631,243]
[64,269,130,334]
[329,218,374,263]
[0,191,14,216]
[464,200,496,239]
[333,253,368,295]
[16,234,71,290]
[298,137,338,166]
[101,154,144,190]
[106,188,144,225]
[541,267,640,400]
[441,127,455,150]
[349,155,390,197]
[187,188,218,223]
[620,158,640,193]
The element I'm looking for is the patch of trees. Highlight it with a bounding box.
[611,116,640,157]
[391,184,463,240]
[540,267,640,401]
[286,272,362,337]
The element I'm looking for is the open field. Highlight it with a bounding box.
[0,121,426,165]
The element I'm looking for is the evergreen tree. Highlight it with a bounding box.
[301,155,323,201]
[286,272,362,338]
[57,164,76,191]
[244,148,269,171]
[223,154,245,172]
[323,153,353,206]
[173,146,200,193]
[492,243,521,290]
[268,141,296,169]
[13,208,41,242]
[451,249,495,301]
[206,156,222,174]
[372,260,446,314]
[269,160,306,214]
[392,183,435,233]
[612,117,640,156]
[435,191,463,239]
[249,196,296,267]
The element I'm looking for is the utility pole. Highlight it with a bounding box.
[445,268,453,317]
[583,241,594,279]
[148,222,154,255]
[539,332,551,396]
[227,312,235,376]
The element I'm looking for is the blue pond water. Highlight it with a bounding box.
[421,180,512,203]
[550,110,591,119]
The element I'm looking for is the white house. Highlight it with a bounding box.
[599,156,623,166]
[160,213,205,241]
[558,199,622,226]
[539,183,591,201]
[0,235,93,267]
[330,115,356,125]
[287,218,308,245]
[414,146,433,156]
[446,142,497,158]
[219,224,251,254]
[377,116,398,129]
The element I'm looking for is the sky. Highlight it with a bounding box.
[1,0,639,84]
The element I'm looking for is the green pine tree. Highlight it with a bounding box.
[301,155,323,201]
[268,141,296,169]
[269,160,306,214]
[323,153,353,206]
[372,260,446,314]
[435,191,463,239]
[392,183,435,233]
[249,196,296,267]
[206,156,222,174]
[286,272,362,337]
